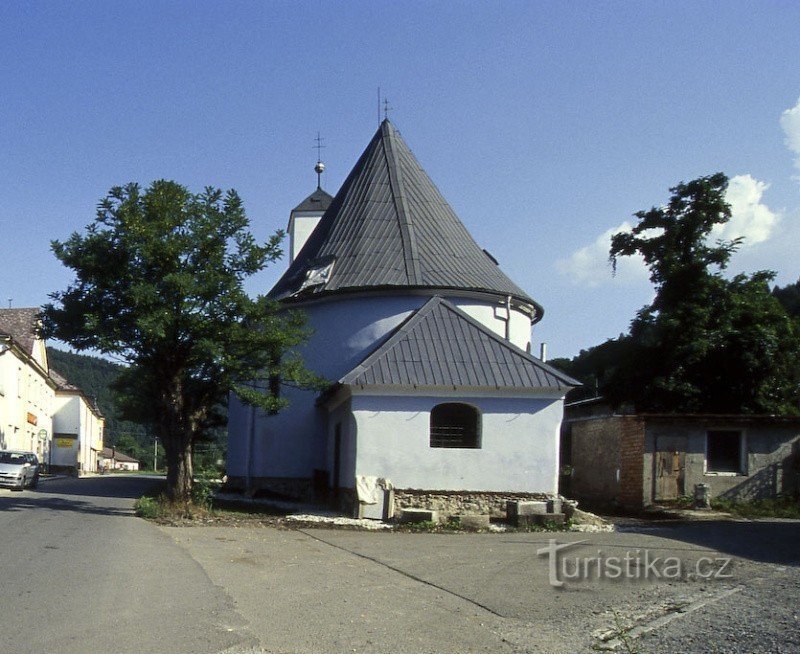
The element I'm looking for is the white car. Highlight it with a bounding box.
[0,451,40,490]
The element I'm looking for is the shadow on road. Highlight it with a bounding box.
[39,475,165,499]
[0,494,133,516]
[622,519,800,567]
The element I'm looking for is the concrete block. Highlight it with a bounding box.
[513,513,566,528]
[399,508,439,524]
[547,498,562,514]
[452,514,491,530]
[506,500,548,519]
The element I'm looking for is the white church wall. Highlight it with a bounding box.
[351,391,563,494]
[227,386,324,479]
[450,300,533,352]
[227,293,541,485]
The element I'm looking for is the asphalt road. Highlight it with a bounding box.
[2,476,798,653]
[0,475,249,654]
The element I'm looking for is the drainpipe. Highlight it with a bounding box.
[505,296,512,341]
[540,342,548,363]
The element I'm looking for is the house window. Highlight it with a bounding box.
[706,430,744,474]
[430,403,481,449]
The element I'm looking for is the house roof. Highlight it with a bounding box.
[291,187,334,214]
[49,368,80,391]
[49,368,104,418]
[270,120,542,317]
[337,296,578,391]
[0,308,40,356]
[99,447,138,463]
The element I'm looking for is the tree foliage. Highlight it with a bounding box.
[43,181,320,500]
[604,173,800,414]
[773,278,800,319]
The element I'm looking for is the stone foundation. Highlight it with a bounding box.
[393,489,553,518]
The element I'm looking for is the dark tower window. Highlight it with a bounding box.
[430,403,481,449]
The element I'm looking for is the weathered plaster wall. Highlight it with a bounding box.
[351,391,563,494]
[643,420,800,503]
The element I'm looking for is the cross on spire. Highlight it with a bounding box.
[383,97,392,121]
[313,132,326,189]
[313,132,325,161]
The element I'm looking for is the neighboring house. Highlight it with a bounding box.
[98,447,139,471]
[227,119,577,516]
[563,404,800,510]
[0,309,56,462]
[50,369,104,474]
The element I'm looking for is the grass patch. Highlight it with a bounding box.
[710,496,800,519]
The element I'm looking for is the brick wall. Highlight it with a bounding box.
[618,418,645,509]
[569,416,645,510]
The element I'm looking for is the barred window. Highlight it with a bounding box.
[430,403,481,449]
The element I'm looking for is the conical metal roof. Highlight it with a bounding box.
[270,120,541,317]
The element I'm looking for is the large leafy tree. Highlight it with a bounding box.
[43,181,317,501]
[605,173,800,414]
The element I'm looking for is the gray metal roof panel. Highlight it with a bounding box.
[270,121,541,313]
[291,187,334,214]
[339,296,579,390]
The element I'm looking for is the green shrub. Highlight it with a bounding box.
[190,476,219,509]
[134,495,164,519]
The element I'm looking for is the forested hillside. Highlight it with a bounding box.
[47,348,149,446]
[46,348,226,471]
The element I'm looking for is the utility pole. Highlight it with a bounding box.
[154,436,158,472]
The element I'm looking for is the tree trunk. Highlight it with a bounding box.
[159,375,193,503]
[164,434,193,503]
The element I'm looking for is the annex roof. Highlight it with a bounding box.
[0,308,40,356]
[338,296,577,391]
[270,120,542,317]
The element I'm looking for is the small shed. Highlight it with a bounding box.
[564,410,800,510]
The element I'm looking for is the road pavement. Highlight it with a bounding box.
[1,476,798,653]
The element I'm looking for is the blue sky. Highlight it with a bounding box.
[2,1,800,358]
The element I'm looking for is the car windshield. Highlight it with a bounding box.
[0,452,27,465]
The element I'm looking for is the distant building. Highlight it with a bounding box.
[0,308,106,474]
[227,120,578,517]
[98,447,139,472]
[50,369,104,474]
[0,308,56,462]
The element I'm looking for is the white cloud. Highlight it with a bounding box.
[780,96,800,173]
[560,174,778,288]
[713,174,779,245]
[556,221,648,287]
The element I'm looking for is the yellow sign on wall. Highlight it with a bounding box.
[56,438,75,448]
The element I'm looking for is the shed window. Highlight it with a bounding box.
[706,430,744,474]
[430,403,481,449]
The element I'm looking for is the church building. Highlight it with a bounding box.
[226,119,577,517]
